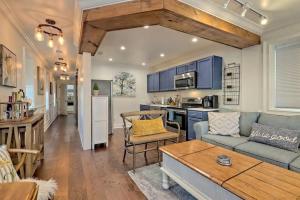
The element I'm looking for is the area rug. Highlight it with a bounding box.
[128,164,196,200]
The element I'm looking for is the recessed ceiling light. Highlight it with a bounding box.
[109,58,113,62]
[192,37,198,43]
[144,25,150,29]
[120,46,126,50]
[160,53,165,58]
[142,62,146,66]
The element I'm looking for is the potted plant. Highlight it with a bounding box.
[93,83,100,96]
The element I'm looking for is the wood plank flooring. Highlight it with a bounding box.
[35,115,162,200]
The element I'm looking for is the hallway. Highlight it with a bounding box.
[36,115,157,200]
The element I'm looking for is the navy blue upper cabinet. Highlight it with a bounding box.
[197,56,223,89]
[186,61,197,72]
[176,61,197,75]
[160,67,176,91]
[176,65,187,75]
[147,72,160,92]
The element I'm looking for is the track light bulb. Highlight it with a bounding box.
[58,35,64,45]
[35,28,44,41]
[241,4,248,17]
[224,0,231,9]
[260,16,268,25]
[48,37,54,48]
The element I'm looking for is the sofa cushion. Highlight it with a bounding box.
[239,112,260,137]
[289,156,300,173]
[258,113,300,131]
[208,112,240,137]
[202,134,248,150]
[0,145,20,183]
[249,123,300,153]
[235,142,300,168]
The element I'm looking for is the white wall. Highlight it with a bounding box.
[150,43,263,112]
[0,4,57,130]
[77,53,92,150]
[91,61,150,128]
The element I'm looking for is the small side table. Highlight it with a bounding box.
[0,182,38,200]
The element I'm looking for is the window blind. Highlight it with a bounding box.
[275,42,300,109]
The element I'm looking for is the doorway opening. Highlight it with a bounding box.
[66,84,75,114]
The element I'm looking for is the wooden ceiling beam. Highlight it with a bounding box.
[79,0,261,55]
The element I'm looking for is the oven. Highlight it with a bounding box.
[174,72,196,90]
[166,108,187,131]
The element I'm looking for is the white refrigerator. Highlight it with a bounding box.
[92,96,109,149]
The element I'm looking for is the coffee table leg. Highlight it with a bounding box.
[162,171,170,189]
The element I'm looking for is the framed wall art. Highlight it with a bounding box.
[37,66,45,95]
[113,72,136,97]
[0,44,17,88]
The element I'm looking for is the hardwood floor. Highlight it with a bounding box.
[35,115,162,200]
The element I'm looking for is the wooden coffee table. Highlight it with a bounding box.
[0,182,38,200]
[160,140,300,200]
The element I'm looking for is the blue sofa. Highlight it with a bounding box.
[194,112,300,172]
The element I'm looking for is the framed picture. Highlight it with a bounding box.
[113,72,136,97]
[37,66,44,95]
[0,44,17,88]
[50,82,53,95]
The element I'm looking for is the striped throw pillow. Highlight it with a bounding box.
[0,145,20,183]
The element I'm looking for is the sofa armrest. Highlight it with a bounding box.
[193,121,209,140]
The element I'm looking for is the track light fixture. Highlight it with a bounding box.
[241,3,248,17]
[260,16,268,25]
[223,0,231,9]
[223,0,268,26]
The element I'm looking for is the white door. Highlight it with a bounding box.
[92,96,108,148]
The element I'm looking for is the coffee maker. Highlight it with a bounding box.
[203,95,219,109]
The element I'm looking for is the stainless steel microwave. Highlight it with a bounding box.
[174,72,196,90]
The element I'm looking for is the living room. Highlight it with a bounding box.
[1,0,300,199]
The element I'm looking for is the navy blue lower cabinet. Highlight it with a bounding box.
[187,111,208,140]
[187,117,199,140]
[140,104,150,111]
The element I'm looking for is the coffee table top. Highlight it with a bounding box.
[223,162,300,200]
[0,182,38,200]
[159,140,215,158]
[180,146,262,185]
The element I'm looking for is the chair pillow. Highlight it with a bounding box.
[208,112,240,137]
[132,117,167,137]
[0,145,20,183]
[249,123,300,153]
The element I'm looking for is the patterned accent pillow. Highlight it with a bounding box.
[208,112,240,137]
[249,123,300,153]
[0,145,20,183]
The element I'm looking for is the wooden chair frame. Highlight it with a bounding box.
[8,148,39,179]
[120,110,180,172]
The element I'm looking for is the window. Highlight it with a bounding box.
[275,42,300,109]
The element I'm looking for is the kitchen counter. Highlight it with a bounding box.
[187,108,219,112]
[141,104,219,111]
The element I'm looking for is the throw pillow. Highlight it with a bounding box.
[132,117,167,137]
[249,123,300,153]
[0,145,20,183]
[208,112,240,137]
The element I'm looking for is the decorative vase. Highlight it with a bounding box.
[93,90,100,96]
